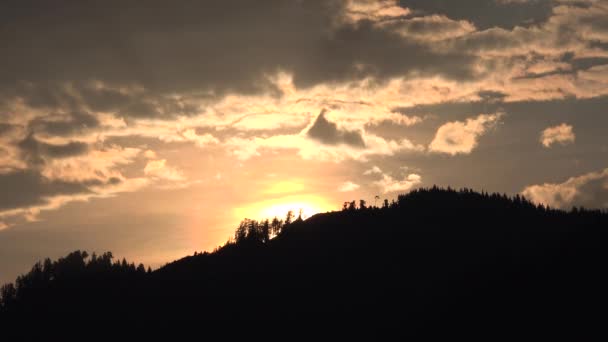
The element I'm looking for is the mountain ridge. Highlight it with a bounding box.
[1,186,607,338]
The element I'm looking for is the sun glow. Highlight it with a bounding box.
[264,181,306,195]
[233,194,335,222]
[261,202,319,220]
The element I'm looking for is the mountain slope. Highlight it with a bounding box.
[2,187,608,337]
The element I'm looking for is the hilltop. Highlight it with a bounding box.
[1,187,607,338]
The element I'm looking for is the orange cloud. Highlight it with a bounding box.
[540,123,575,148]
[338,181,360,192]
[429,113,503,155]
[522,168,608,209]
[374,173,422,194]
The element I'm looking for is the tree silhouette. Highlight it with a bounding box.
[359,199,367,210]
[261,219,271,243]
[235,220,248,243]
[284,210,294,226]
[271,217,283,237]
[348,200,356,211]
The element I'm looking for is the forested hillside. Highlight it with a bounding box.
[2,187,607,338]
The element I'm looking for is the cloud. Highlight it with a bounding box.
[374,173,422,194]
[1,0,607,118]
[144,159,186,182]
[39,145,141,183]
[338,181,361,192]
[226,128,423,162]
[144,150,157,159]
[429,113,503,155]
[367,113,424,127]
[384,15,476,42]
[18,134,89,165]
[28,112,100,137]
[364,166,383,175]
[540,123,575,147]
[0,170,90,212]
[400,0,554,30]
[0,0,481,112]
[1,0,608,226]
[522,168,608,209]
[181,129,220,147]
[342,0,411,24]
[307,109,365,147]
[0,175,149,224]
[0,143,155,224]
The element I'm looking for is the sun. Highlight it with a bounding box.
[234,194,334,222]
[261,202,321,220]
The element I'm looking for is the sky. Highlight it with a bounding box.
[1,0,607,284]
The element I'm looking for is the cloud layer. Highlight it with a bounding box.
[1,0,607,226]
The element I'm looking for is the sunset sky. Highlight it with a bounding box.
[1,0,607,284]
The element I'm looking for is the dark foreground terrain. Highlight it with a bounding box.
[1,187,607,338]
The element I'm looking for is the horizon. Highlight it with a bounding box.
[1,0,607,285]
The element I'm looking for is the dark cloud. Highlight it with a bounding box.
[568,56,608,71]
[307,109,365,147]
[18,134,89,165]
[0,170,90,211]
[0,1,341,97]
[0,123,17,136]
[29,112,99,137]
[477,90,507,103]
[399,0,554,30]
[291,20,476,88]
[77,86,133,113]
[0,0,479,114]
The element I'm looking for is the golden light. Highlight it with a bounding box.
[261,202,319,220]
[233,194,335,222]
[263,181,305,195]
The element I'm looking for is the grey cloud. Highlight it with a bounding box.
[399,0,554,30]
[569,56,608,71]
[77,86,133,113]
[29,112,99,137]
[477,90,508,102]
[18,134,89,165]
[78,85,201,119]
[43,141,89,158]
[307,110,365,147]
[0,1,341,97]
[0,0,479,114]
[291,20,476,88]
[0,123,17,136]
[0,170,90,211]
[575,177,608,209]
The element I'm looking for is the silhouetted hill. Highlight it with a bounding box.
[2,187,608,338]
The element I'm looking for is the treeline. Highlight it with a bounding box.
[342,185,606,216]
[0,250,149,313]
[230,210,301,245]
